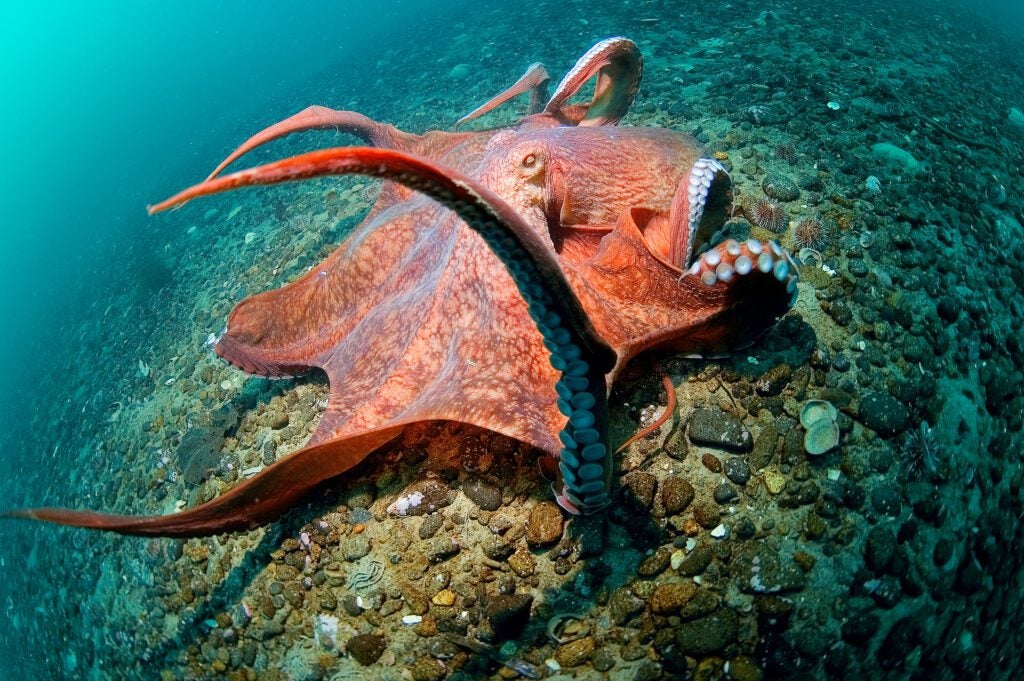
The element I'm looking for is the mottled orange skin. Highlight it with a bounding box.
[7,39,793,536]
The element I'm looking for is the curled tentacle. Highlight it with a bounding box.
[544,37,642,126]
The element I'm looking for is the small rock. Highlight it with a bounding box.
[592,647,616,672]
[507,547,536,577]
[526,502,564,547]
[865,526,896,572]
[484,593,533,641]
[674,608,739,655]
[348,633,386,665]
[268,411,289,430]
[713,482,739,504]
[649,583,698,614]
[621,471,657,509]
[609,587,644,624]
[342,534,372,561]
[637,547,673,577]
[724,458,751,485]
[555,636,595,668]
[688,408,753,452]
[870,484,902,517]
[418,514,444,540]
[692,501,721,529]
[755,364,792,396]
[410,657,446,681]
[858,392,909,437]
[841,611,880,646]
[762,173,800,202]
[877,616,919,670]
[750,423,778,470]
[661,477,695,514]
[677,546,712,576]
[463,478,502,511]
[426,537,460,562]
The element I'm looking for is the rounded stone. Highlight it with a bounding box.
[526,502,564,547]
[858,391,909,437]
[649,582,698,614]
[661,477,695,514]
[348,633,386,665]
[555,636,596,668]
[762,173,800,201]
[724,457,751,485]
[462,477,502,511]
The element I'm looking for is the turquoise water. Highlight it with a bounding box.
[1,1,1022,678]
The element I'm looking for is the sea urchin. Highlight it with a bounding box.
[750,198,786,233]
[793,217,834,251]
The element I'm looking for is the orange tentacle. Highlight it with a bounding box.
[616,373,677,453]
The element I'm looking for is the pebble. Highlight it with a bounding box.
[724,457,751,485]
[418,514,444,540]
[673,608,739,655]
[677,546,712,576]
[507,547,536,577]
[347,633,386,665]
[841,611,880,646]
[858,391,909,437]
[268,411,289,430]
[609,587,645,624]
[426,537,460,562]
[555,636,595,668]
[762,173,801,201]
[692,501,721,529]
[713,482,739,504]
[410,657,446,681]
[526,502,564,547]
[342,534,372,561]
[462,477,502,511]
[649,583,698,614]
[688,408,753,452]
[637,547,673,577]
[870,484,903,517]
[621,471,657,509]
[484,593,533,641]
[864,526,896,572]
[755,364,792,396]
[661,477,695,514]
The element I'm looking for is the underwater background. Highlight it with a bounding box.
[1,0,1022,678]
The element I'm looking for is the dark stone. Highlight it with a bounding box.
[621,471,657,510]
[688,408,753,452]
[418,514,444,540]
[878,616,919,669]
[841,612,879,646]
[348,633,386,665]
[755,364,793,396]
[178,427,225,486]
[484,593,533,641]
[462,478,502,511]
[733,516,757,540]
[713,482,739,504]
[871,484,903,517]
[692,502,721,529]
[678,546,712,576]
[724,457,751,485]
[526,502,563,547]
[871,575,902,609]
[865,525,897,572]
[933,537,954,566]
[674,608,739,656]
[955,553,984,594]
[637,547,673,577]
[660,477,695,514]
[762,173,800,201]
[858,391,910,437]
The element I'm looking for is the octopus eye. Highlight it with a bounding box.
[522,153,537,168]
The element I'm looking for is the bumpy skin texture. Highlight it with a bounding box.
[7,38,795,535]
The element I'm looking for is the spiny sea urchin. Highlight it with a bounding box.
[793,217,835,251]
[750,198,786,233]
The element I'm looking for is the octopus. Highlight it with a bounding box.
[5,38,798,536]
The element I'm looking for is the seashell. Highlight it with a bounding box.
[799,400,838,429]
[804,419,840,456]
